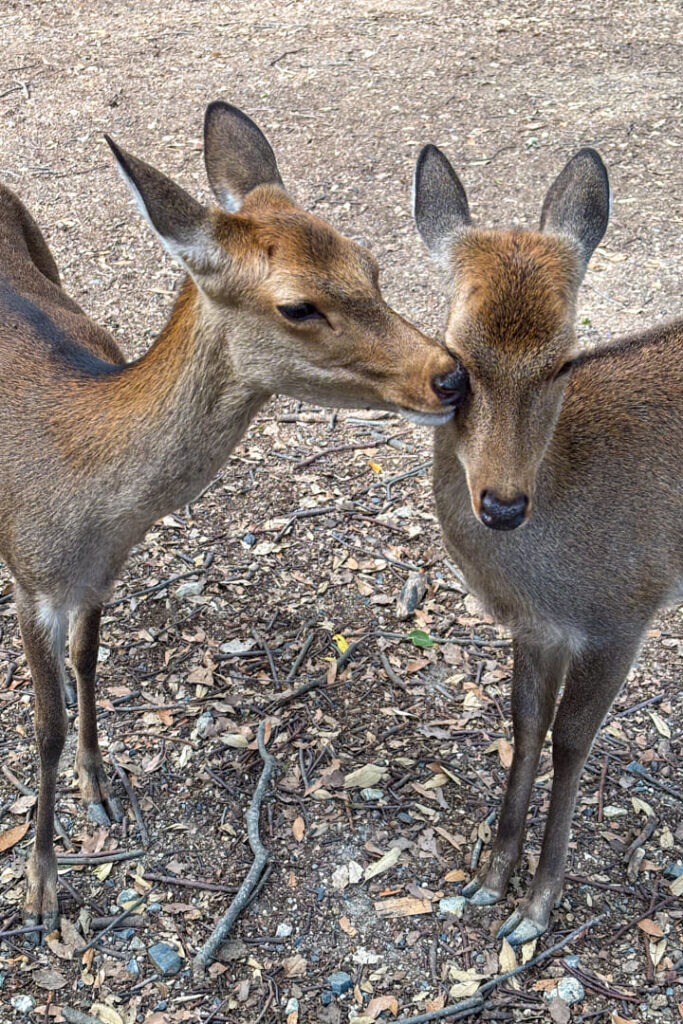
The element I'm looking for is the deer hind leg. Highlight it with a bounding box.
[499,639,636,945]
[464,640,567,906]
[16,588,68,938]
[69,606,123,827]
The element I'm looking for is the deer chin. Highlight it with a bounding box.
[397,407,456,426]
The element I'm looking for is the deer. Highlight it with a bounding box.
[0,101,466,935]
[412,143,682,944]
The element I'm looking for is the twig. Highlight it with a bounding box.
[268,639,362,709]
[625,760,682,801]
[0,923,48,940]
[393,915,605,1024]
[75,895,146,954]
[597,755,608,823]
[379,649,407,690]
[143,873,237,894]
[609,895,678,943]
[624,815,658,862]
[295,436,397,468]
[285,631,316,683]
[252,629,280,690]
[57,848,144,864]
[105,570,202,609]
[111,759,150,846]
[193,721,277,971]
[470,810,496,871]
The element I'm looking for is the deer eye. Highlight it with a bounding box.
[554,358,576,380]
[277,302,325,323]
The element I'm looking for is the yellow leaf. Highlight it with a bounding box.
[443,868,467,883]
[649,711,671,738]
[92,861,113,881]
[332,633,349,654]
[368,460,383,474]
[90,1005,124,1024]
[499,937,517,973]
[367,995,399,1018]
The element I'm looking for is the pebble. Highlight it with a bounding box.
[439,896,466,917]
[148,942,183,976]
[242,532,257,547]
[285,997,299,1014]
[321,991,333,1006]
[195,711,214,738]
[126,958,140,976]
[545,977,585,1004]
[396,572,428,619]
[664,860,683,880]
[175,580,204,599]
[328,970,353,996]
[360,787,384,802]
[11,995,36,1014]
[276,922,293,938]
[117,889,139,908]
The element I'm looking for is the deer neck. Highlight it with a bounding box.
[83,277,269,520]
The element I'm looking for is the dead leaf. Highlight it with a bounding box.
[339,915,357,937]
[292,816,305,842]
[648,711,671,738]
[90,1006,125,1024]
[499,937,517,973]
[364,846,400,882]
[282,953,307,978]
[549,996,570,1024]
[366,995,399,1018]
[637,917,664,938]
[443,868,467,883]
[344,764,388,789]
[33,967,68,989]
[498,737,513,768]
[0,822,30,852]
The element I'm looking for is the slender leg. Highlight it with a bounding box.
[464,640,567,905]
[499,640,637,944]
[15,587,68,936]
[69,607,123,826]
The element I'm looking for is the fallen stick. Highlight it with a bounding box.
[392,914,605,1024]
[57,848,144,865]
[76,895,146,954]
[111,758,150,846]
[625,760,682,802]
[269,639,362,710]
[193,720,276,972]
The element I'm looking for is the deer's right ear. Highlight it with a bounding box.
[106,136,220,276]
[203,101,285,212]
[540,149,610,274]
[412,145,471,268]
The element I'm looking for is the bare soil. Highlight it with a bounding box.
[0,2,681,1023]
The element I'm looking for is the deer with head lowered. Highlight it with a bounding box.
[413,144,682,943]
[0,102,464,934]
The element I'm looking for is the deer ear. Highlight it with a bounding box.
[540,148,610,273]
[106,135,220,276]
[203,101,285,212]
[412,144,471,268]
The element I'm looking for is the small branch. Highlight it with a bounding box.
[393,915,605,1024]
[75,895,146,955]
[285,631,316,684]
[193,721,277,972]
[57,848,144,865]
[268,639,362,709]
[379,649,407,691]
[252,629,280,690]
[105,570,202,609]
[111,758,149,846]
[143,873,237,894]
[295,435,396,468]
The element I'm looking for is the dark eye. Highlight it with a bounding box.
[554,358,576,380]
[277,302,325,323]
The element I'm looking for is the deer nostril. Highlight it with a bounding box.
[479,490,529,531]
[432,363,470,405]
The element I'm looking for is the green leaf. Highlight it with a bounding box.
[407,629,434,649]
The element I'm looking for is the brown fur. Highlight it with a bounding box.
[414,144,682,943]
[0,105,461,933]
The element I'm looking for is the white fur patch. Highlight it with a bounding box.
[36,596,67,648]
[398,407,455,427]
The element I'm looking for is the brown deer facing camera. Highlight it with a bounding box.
[0,102,464,935]
[413,144,682,943]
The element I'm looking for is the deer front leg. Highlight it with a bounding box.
[16,588,68,938]
[70,607,123,826]
[499,641,635,945]
[464,640,566,907]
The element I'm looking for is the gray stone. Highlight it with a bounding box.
[545,977,585,1005]
[276,922,293,938]
[360,787,384,802]
[11,995,36,1014]
[439,896,466,917]
[126,958,140,976]
[396,572,428,619]
[321,991,333,1006]
[175,580,204,599]
[285,998,299,1014]
[116,889,139,908]
[664,860,683,880]
[148,941,183,976]
[328,970,353,996]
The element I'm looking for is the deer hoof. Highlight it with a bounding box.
[462,878,504,905]
[87,794,124,827]
[497,910,546,946]
[24,857,59,943]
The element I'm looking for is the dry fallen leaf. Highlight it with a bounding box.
[637,917,664,938]
[0,822,30,852]
[364,846,400,882]
[339,915,357,937]
[292,816,305,842]
[344,764,388,789]
[366,995,399,1018]
[282,953,307,978]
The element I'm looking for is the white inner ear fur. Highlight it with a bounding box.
[214,187,241,213]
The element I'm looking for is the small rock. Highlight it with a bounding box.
[664,860,683,880]
[360,787,384,802]
[564,955,580,968]
[195,710,214,738]
[126,958,140,976]
[130,935,145,950]
[545,977,585,1005]
[276,922,293,938]
[439,896,466,917]
[148,941,182,976]
[321,991,333,1006]
[285,997,299,1014]
[175,580,204,599]
[396,572,428,619]
[117,888,139,908]
[11,995,36,1014]
[328,970,353,996]
[220,637,256,655]
[242,532,257,547]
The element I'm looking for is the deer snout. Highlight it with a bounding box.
[479,490,529,531]
[431,363,470,407]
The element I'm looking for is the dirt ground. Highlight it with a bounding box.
[0,1,681,1022]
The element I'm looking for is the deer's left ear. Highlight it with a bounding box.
[412,144,471,269]
[540,148,610,275]
[203,101,286,212]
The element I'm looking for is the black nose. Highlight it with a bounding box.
[479,490,529,531]
[431,364,470,406]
